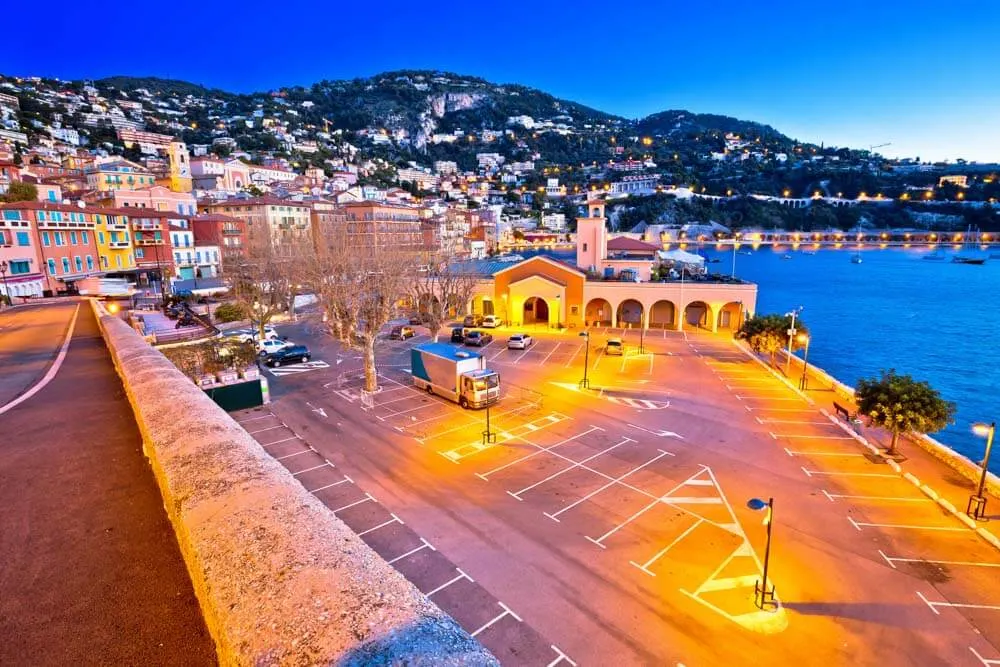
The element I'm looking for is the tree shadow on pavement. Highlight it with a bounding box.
[782,601,935,628]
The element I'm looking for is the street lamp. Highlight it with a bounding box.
[0,260,9,307]
[747,497,776,609]
[784,306,803,376]
[967,422,995,520]
[579,330,591,389]
[482,393,497,445]
[797,333,811,390]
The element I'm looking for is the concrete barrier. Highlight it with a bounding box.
[90,299,496,666]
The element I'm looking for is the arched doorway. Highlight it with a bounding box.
[649,300,676,329]
[617,299,644,328]
[523,296,549,324]
[684,301,713,330]
[717,302,743,330]
[586,298,612,327]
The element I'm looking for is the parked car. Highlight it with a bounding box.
[263,345,311,367]
[605,338,624,356]
[258,338,293,355]
[464,330,493,347]
[228,326,278,343]
[389,325,415,340]
[481,315,502,328]
[451,326,466,343]
[507,333,533,350]
[408,313,430,325]
[463,314,484,327]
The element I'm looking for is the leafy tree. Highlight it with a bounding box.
[736,313,808,367]
[2,181,38,203]
[512,229,525,241]
[855,370,956,455]
[214,302,248,322]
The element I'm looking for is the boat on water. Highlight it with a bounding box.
[802,250,817,255]
[738,251,753,256]
[923,249,948,261]
[782,254,792,260]
[851,250,862,264]
[951,225,988,265]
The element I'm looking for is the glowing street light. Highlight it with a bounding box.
[797,333,810,390]
[784,306,803,376]
[967,422,995,520]
[746,497,776,609]
[579,330,591,389]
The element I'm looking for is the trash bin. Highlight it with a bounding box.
[851,418,863,434]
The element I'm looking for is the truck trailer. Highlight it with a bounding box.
[411,343,500,409]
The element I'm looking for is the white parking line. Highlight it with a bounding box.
[488,347,508,362]
[564,343,583,368]
[275,449,313,461]
[879,550,1000,569]
[236,414,276,423]
[425,568,473,597]
[784,447,863,458]
[548,645,578,667]
[476,426,604,480]
[545,449,672,522]
[822,489,929,503]
[777,434,855,440]
[802,467,896,478]
[248,425,285,435]
[736,396,804,402]
[540,342,561,365]
[260,436,300,447]
[471,602,523,637]
[292,463,333,476]
[757,418,831,425]
[630,518,704,576]
[917,591,1000,615]
[332,493,376,514]
[508,437,633,500]
[849,516,967,532]
[388,537,436,564]
[357,513,404,537]
[307,476,353,493]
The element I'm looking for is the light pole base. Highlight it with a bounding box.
[579,378,590,389]
[754,580,777,610]
[482,430,497,445]
[967,494,988,521]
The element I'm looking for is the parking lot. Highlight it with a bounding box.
[689,335,1000,659]
[230,406,575,666]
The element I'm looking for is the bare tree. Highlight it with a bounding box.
[304,226,420,392]
[408,257,481,341]
[223,228,298,339]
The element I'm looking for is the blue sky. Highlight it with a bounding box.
[4,0,998,162]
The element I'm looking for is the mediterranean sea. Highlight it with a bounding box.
[521,245,999,473]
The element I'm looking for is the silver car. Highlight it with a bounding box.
[507,333,533,350]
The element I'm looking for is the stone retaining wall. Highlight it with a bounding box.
[90,299,496,666]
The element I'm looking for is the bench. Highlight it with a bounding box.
[833,401,853,421]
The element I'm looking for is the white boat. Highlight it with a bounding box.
[850,251,862,264]
[951,225,987,265]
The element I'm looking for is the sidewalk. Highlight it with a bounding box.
[0,304,216,665]
[770,345,1000,541]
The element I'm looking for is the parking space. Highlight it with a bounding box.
[688,336,1000,656]
[231,405,575,666]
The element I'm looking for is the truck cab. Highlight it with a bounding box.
[411,343,501,409]
[460,369,501,408]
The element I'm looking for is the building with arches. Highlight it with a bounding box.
[460,199,757,332]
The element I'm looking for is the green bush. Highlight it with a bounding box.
[214,302,248,323]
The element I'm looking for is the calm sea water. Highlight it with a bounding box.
[522,245,999,472]
[705,245,999,473]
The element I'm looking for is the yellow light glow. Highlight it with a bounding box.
[973,423,994,437]
[107,303,120,314]
[796,333,809,344]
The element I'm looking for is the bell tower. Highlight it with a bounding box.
[575,197,607,271]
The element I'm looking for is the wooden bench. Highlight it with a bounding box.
[833,401,853,421]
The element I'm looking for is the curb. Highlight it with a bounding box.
[727,337,1000,554]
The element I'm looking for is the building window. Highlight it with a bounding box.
[9,260,30,274]
[135,248,144,259]
[54,232,63,246]
[16,231,29,246]
[115,255,122,268]
[38,211,46,221]
[74,256,83,272]
[2,211,19,221]
[82,231,89,245]
[48,258,57,274]
[582,243,588,252]
[98,231,105,244]
[86,256,94,271]
[70,232,78,245]
[61,258,70,273]
[102,255,108,268]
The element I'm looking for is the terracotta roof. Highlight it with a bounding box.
[606,236,659,251]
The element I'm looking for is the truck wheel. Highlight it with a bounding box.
[426,384,434,395]
[459,397,469,409]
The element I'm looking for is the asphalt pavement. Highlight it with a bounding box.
[0,302,216,666]
[241,316,1000,666]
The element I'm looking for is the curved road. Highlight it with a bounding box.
[0,302,215,665]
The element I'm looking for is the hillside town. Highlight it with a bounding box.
[1,71,999,300]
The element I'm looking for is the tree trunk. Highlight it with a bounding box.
[888,430,899,455]
[363,337,378,393]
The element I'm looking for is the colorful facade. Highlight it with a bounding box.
[86,160,157,192]
[93,209,135,273]
[0,206,46,298]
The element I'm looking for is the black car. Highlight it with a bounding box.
[264,345,311,367]
[451,326,466,343]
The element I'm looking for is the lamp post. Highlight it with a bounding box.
[784,306,802,376]
[797,333,811,390]
[967,422,995,520]
[747,497,776,609]
[482,393,497,445]
[579,330,591,389]
[0,260,9,308]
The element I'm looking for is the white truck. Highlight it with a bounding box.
[411,343,500,409]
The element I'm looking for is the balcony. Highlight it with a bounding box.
[222,228,242,235]
[135,238,165,246]
[108,240,131,249]
[106,221,129,231]
[132,222,161,231]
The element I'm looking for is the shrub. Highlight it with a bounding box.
[214,302,248,323]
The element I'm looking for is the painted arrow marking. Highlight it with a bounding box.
[305,401,328,418]
[628,423,684,439]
